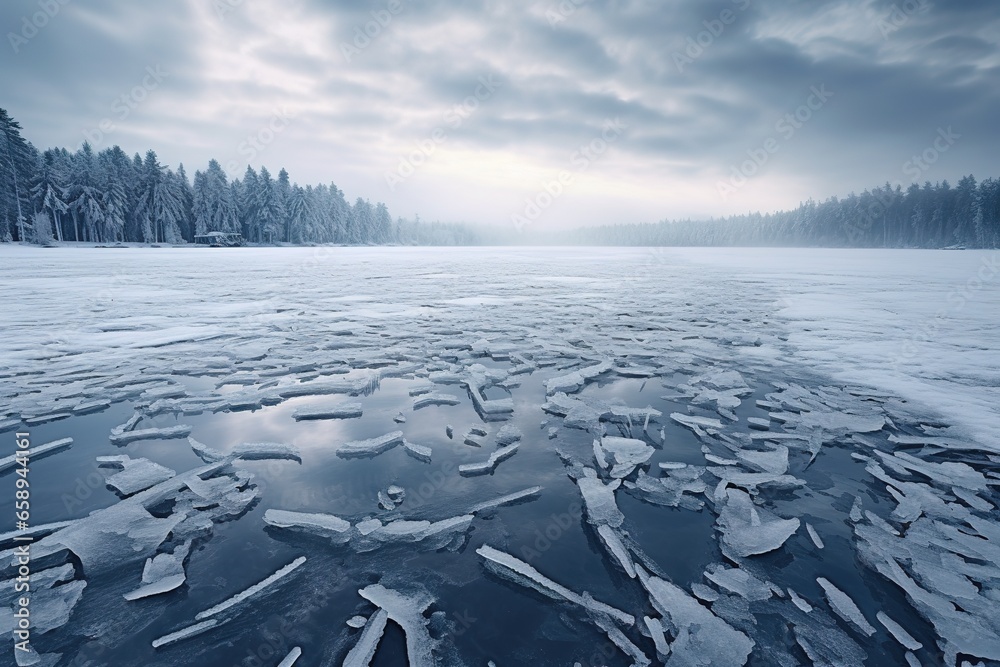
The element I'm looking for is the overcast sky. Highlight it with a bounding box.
[1,0,997,228]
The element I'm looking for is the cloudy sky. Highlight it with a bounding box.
[1,0,998,228]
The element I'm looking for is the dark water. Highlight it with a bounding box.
[1,363,945,666]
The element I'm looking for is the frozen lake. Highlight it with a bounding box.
[1,246,999,666]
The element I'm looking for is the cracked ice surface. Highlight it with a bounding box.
[1,246,999,665]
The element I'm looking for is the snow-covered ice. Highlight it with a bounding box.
[2,246,998,665]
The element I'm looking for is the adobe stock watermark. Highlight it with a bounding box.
[384,75,503,192]
[902,126,959,182]
[546,0,590,27]
[79,65,169,150]
[511,117,628,231]
[340,0,410,63]
[876,0,931,39]
[843,126,961,243]
[895,252,999,364]
[7,0,72,54]
[212,0,245,21]
[223,106,298,180]
[716,84,833,202]
[673,0,751,73]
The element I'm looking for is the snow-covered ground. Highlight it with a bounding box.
[0,245,998,666]
[674,248,1000,451]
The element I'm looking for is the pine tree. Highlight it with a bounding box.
[134,150,184,243]
[30,149,69,242]
[0,108,37,241]
[175,164,195,242]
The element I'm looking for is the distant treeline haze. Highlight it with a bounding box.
[1,108,998,247]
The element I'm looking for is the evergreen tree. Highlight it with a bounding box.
[0,108,37,241]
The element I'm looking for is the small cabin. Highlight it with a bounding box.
[194,231,245,247]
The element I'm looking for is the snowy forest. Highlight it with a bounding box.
[571,177,1000,248]
[2,107,999,248]
[0,108,476,246]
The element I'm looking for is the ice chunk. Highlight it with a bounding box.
[576,469,625,528]
[0,438,72,475]
[0,570,85,635]
[347,615,369,628]
[412,393,461,409]
[387,485,405,501]
[709,468,805,493]
[671,412,723,433]
[789,588,813,613]
[292,402,363,420]
[378,491,395,510]
[643,615,670,658]
[877,611,922,650]
[152,619,219,648]
[468,486,542,514]
[476,545,634,626]
[99,456,176,496]
[343,608,388,667]
[188,436,226,463]
[717,488,799,558]
[636,567,753,665]
[625,468,707,510]
[545,360,612,395]
[458,444,519,476]
[233,442,301,462]
[338,431,405,458]
[747,417,771,431]
[0,521,73,550]
[277,373,379,399]
[806,523,825,549]
[736,445,789,475]
[124,542,190,601]
[496,425,523,446]
[109,425,191,446]
[358,585,437,667]
[277,647,302,667]
[598,436,654,478]
[704,564,774,601]
[597,525,636,578]
[263,510,352,543]
[111,411,142,436]
[403,440,433,462]
[816,577,876,636]
[196,556,307,620]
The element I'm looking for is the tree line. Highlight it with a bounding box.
[3,107,998,248]
[547,177,1000,248]
[0,108,477,246]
